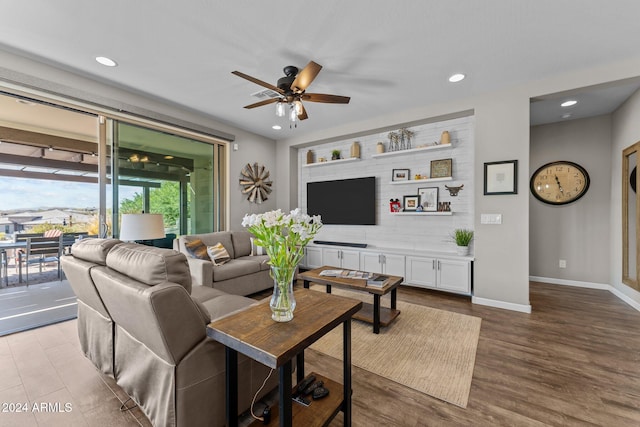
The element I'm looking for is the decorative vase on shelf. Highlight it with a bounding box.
[350,141,361,158]
[440,131,451,145]
[376,142,385,154]
[456,245,470,256]
[306,149,314,164]
[270,265,296,322]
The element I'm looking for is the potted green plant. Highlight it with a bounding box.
[331,149,341,160]
[452,228,473,256]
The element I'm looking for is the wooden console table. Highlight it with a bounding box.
[207,289,362,427]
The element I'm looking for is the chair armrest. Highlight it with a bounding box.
[185,257,213,286]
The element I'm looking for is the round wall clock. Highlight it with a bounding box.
[530,161,590,205]
[239,162,272,204]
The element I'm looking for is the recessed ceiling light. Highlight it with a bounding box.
[272,125,282,130]
[561,100,577,107]
[562,113,572,119]
[95,56,117,67]
[16,99,36,106]
[163,155,174,159]
[448,73,466,83]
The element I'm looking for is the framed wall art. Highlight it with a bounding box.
[484,160,518,195]
[392,168,410,181]
[418,187,439,212]
[403,195,420,211]
[430,158,452,178]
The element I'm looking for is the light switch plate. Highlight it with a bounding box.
[481,213,502,224]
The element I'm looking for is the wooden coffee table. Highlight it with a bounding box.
[298,266,403,334]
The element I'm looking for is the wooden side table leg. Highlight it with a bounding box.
[391,288,397,310]
[303,279,310,289]
[296,351,305,382]
[279,360,293,427]
[373,294,381,334]
[343,318,352,426]
[225,347,238,427]
[327,284,332,294]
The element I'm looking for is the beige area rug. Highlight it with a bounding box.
[309,286,481,408]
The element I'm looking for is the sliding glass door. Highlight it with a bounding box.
[110,122,225,238]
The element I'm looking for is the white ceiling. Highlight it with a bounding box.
[1,1,640,140]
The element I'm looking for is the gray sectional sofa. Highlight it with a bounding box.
[174,231,273,296]
[61,239,277,427]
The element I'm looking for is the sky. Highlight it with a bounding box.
[0,177,139,211]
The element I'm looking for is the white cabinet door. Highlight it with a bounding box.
[341,249,360,270]
[437,258,471,294]
[405,256,437,288]
[304,247,323,269]
[382,254,405,278]
[361,252,383,274]
[323,248,341,268]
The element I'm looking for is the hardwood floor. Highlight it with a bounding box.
[0,282,638,426]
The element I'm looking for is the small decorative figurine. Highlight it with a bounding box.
[444,184,464,196]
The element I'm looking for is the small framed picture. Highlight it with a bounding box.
[418,187,439,212]
[484,160,518,195]
[392,168,410,181]
[430,159,453,178]
[403,195,420,211]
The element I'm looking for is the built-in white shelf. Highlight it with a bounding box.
[391,211,453,216]
[389,176,453,185]
[302,157,360,167]
[371,144,452,159]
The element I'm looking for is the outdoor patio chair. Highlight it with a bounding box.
[19,235,64,284]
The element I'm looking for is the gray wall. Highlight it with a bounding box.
[529,115,612,284]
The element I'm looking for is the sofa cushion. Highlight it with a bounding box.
[236,255,270,271]
[184,239,210,260]
[211,259,260,282]
[232,231,252,257]
[70,238,122,265]
[105,243,192,293]
[190,285,227,303]
[207,243,231,265]
[200,294,256,320]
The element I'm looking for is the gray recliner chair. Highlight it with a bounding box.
[89,243,276,427]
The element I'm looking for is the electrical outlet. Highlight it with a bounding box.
[559,259,567,268]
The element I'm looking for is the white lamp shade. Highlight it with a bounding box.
[120,214,165,241]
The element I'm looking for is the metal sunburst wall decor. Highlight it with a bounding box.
[239,162,272,203]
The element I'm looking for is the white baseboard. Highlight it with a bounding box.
[471,296,532,313]
[529,276,640,312]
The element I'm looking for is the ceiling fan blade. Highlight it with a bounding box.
[302,93,351,104]
[298,103,309,120]
[243,98,280,109]
[232,71,284,94]
[291,61,322,92]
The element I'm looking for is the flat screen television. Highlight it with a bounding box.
[306,176,376,225]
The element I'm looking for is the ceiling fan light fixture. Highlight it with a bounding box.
[275,101,285,117]
[448,73,466,83]
[293,99,303,115]
[289,104,298,122]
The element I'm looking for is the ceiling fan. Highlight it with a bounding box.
[232,61,350,125]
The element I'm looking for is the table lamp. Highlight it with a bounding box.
[119,214,165,241]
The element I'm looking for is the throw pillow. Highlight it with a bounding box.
[250,237,266,256]
[184,239,210,260]
[207,243,231,265]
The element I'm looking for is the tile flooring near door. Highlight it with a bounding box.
[0,320,151,426]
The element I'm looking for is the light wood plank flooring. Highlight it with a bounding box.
[1,282,639,426]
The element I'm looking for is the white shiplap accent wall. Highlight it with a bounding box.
[298,116,475,253]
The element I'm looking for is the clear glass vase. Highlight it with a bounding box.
[270,266,296,322]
